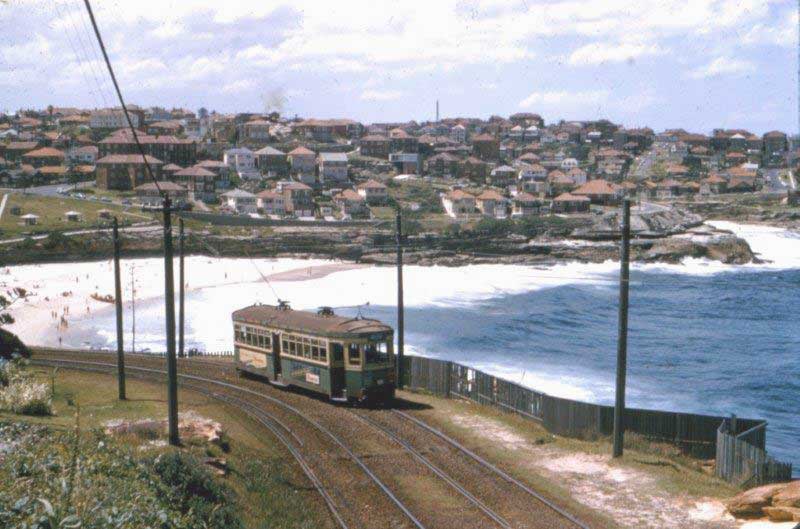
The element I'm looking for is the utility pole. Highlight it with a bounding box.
[112,218,126,400]
[613,198,631,458]
[130,264,135,354]
[163,198,180,446]
[178,218,185,359]
[395,210,405,390]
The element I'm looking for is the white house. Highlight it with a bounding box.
[450,124,467,143]
[318,152,349,184]
[560,158,579,170]
[256,190,285,216]
[221,188,257,214]
[223,147,255,174]
[441,189,476,218]
[356,179,388,204]
[476,190,508,218]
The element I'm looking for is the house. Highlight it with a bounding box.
[135,181,188,207]
[334,189,368,217]
[288,146,317,176]
[728,177,756,193]
[256,190,286,216]
[656,179,684,199]
[99,129,196,166]
[567,167,587,185]
[195,160,231,189]
[547,171,575,197]
[90,109,141,129]
[700,173,728,195]
[3,141,39,162]
[356,179,388,204]
[243,119,272,141]
[442,189,476,218]
[318,152,349,184]
[254,146,288,177]
[278,181,315,217]
[66,145,98,165]
[572,179,620,205]
[223,147,256,176]
[22,147,65,168]
[475,190,508,218]
[472,134,499,160]
[552,193,590,213]
[560,158,579,170]
[460,156,490,182]
[388,128,418,153]
[450,124,467,143]
[512,192,545,216]
[147,120,183,136]
[95,154,164,190]
[426,152,461,178]
[221,189,257,214]
[162,163,183,180]
[173,165,217,202]
[489,165,517,187]
[360,135,390,158]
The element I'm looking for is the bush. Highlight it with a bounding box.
[0,360,53,416]
[152,451,241,529]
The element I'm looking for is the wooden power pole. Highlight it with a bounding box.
[178,218,185,358]
[163,198,180,446]
[613,198,631,458]
[395,210,405,390]
[112,217,126,400]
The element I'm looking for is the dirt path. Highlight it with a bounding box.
[0,193,8,220]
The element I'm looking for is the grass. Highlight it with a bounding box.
[2,367,333,529]
[0,193,150,238]
[397,389,739,527]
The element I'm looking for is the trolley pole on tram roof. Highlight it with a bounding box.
[112,217,126,400]
[613,198,631,458]
[396,210,405,390]
[163,198,180,446]
[178,218,185,359]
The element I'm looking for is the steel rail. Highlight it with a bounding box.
[32,357,427,529]
[353,411,512,529]
[393,410,592,529]
[33,359,342,528]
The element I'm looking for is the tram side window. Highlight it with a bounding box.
[234,325,243,342]
[348,343,361,365]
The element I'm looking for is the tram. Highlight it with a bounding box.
[232,303,395,403]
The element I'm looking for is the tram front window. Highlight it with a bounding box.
[364,341,389,365]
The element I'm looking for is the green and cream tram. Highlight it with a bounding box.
[232,303,395,402]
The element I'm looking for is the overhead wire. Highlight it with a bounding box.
[67,0,114,108]
[52,0,108,110]
[82,0,162,195]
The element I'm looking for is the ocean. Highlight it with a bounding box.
[17,221,800,471]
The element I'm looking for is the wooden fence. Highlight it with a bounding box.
[716,419,793,487]
[402,356,771,461]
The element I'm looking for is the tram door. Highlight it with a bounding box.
[272,332,282,380]
[330,342,345,398]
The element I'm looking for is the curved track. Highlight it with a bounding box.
[31,350,595,529]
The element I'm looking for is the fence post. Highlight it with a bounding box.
[444,361,451,398]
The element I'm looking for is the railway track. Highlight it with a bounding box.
[31,350,594,529]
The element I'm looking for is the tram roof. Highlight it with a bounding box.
[232,304,393,338]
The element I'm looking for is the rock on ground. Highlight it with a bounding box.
[727,482,800,518]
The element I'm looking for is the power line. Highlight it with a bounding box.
[82,0,162,195]
[52,0,107,109]
[68,0,115,107]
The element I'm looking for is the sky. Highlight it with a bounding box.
[0,0,797,134]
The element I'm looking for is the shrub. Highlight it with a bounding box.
[0,361,53,416]
[152,451,241,529]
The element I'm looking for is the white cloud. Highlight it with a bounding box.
[150,21,185,39]
[687,56,756,79]
[361,89,403,101]
[741,8,797,47]
[221,79,256,94]
[568,41,664,65]
[519,90,610,108]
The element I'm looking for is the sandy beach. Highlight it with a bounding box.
[3,257,359,347]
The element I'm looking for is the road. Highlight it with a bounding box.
[0,223,160,245]
[0,193,7,220]
[1,181,94,197]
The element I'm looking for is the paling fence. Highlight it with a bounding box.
[402,355,792,485]
[716,419,793,487]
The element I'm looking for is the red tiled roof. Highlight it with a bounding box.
[22,147,64,158]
